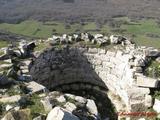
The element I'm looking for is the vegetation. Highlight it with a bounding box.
[121,19,160,48]
[22,94,45,119]
[0,18,160,48]
[6,84,29,96]
[35,41,50,51]
[0,40,9,48]
[145,61,160,79]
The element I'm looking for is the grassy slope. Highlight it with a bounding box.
[0,19,160,48]
[121,19,160,48]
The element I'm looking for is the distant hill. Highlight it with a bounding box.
[0,0,160,23]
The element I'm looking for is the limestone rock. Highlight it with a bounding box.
[138,118,145,120]
[26,81,48,94]
[33,115,46,120]
[41,97,52,112]
[156,57,160,63]
[94,34,103,39]
[1,109,30,120]
[110,35,119,44]
[136,76,160,88]
[5,104,14,111]
[64,102,77,112]
[146,48,160,57]
[0,95,21,103]
[86,99,98,116]
[1,112,15,120]
[153,99,160,113]
[75,96,87,104]
[33,116,42,120]
[65,94,75,99]
[144,95,153,108]
[56,95,66,103]
[46,107,80,120]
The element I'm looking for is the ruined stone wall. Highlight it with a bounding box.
[30,45,159,112]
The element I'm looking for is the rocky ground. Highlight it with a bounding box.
[0,33,160,120]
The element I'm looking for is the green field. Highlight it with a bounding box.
[0,18,160,48]
[120,19,160,48]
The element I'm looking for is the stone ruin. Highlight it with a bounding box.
[0,33,160,120]
[30,33,160,119]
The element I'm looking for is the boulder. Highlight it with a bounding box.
[86,99,98,116]
[33,115,46,120]
[153,99,160,113]
[75,96,87,104]
[73,34,81,42]
[26,81,48,94]
[156,57,160,63]
[46,107,80,120]
[53,35,61,40]
[64,102,77,112]
[56,95,66,103]
[1,112,15,120]
[96,37,109,46]
[110,35,119,44]
[94,34,103,39]
[144,95,153,108]
[136,76,160,88]
[41,97,52,112]
[68,36,73,43]
[0,95,21,103]
[81,33,89,42]
[110,35,124,44]
[146,48,160,57]
[33,116,42,120]
[5,104,14,111]
[65,94,75,99]
[1,109,30,120]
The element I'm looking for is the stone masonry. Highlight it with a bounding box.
[30,37,160,113]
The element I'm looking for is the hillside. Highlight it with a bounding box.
[0,0,160,23]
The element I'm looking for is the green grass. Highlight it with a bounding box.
[120,19,160,48]
[134,35,160,48]
[23,95,46,119]
[153,91,160,100]
[0,18,160,48]
[144,61,160,78]
[35,42,50,51]
[121,19,160,34]
[0,40,9,48]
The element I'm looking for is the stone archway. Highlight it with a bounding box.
[30,46,122,119]
[30,45,155,119]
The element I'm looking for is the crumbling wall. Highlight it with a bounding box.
[30,45,160,112]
